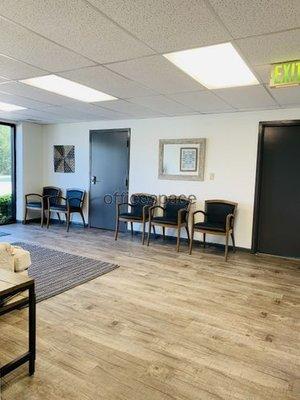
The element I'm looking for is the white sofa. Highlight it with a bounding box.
[0,243,31,275]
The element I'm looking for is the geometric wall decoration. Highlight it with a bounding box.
[54,145,75,173]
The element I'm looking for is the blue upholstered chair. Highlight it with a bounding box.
[46,188,86,231]
[189,199,238,261]
[115,193,156,244]
[24,186,61,227]
[147,196,191,252]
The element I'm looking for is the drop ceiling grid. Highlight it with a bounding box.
[0,0,298,122]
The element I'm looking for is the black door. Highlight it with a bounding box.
[89,129,129,230]
[253,121,300,258]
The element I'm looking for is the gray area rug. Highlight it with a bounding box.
[13,242,119,302]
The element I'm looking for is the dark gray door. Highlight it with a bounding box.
[254,122,300,258]
[89,129,129,230]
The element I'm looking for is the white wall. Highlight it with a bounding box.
[16,122,43,220]
[41,107,300,248]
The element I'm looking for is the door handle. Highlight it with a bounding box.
[91,176,97,185]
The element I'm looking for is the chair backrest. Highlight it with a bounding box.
[205,200,237,226]
[130,193,156,215]
[66,188,85,208]
[163,196,191,220]
[42,186,61,207]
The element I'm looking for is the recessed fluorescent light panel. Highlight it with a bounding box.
[164,42,259,89]
[0,101,27,111]
[20,75,117,102]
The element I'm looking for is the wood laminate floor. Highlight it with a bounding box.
[0,223,299,400]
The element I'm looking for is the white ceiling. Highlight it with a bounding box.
[0,0,299,124]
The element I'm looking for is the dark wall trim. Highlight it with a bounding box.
[0,121,16,224]
[251,119,300,253]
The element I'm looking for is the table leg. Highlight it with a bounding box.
[28,283,36,376]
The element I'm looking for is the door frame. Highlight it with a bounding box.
[0,121,16,224]
[88,128,131,228]
[251,119,300,253]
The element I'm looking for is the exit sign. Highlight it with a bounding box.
[270,60,300,88]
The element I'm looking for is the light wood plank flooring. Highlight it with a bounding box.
[0,223,299,400]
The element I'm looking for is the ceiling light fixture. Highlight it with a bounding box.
[20,75,117,102]
[164,42,259,89]
[0,101,27,111]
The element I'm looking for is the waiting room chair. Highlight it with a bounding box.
[24,186,61,227]
[115,193,156,244]
[189,200,237,261]
[147,196,191,252]
[47,188,86,232]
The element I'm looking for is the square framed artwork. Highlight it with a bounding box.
[180,147,198,172]
[54,145,75,173]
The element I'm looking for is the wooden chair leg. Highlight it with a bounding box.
[24,207,28,225]
[114,217,120,240]
[185,225,190,245]
[66,212,71,232]
[225,232,229,261]
[130,222,134,237]
[176,225,181,252]
[47,211,51,229]
[147,222,152,246]
[203,233,206,248]
[40,210,44,227]
[231,232,236,252]
[189,225,194,255]
[57,213,61,223]
[152,225,156,239]
[142,220,146,245]
[162,226,165,240]
[80,210,86,227]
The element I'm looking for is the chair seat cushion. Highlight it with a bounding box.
[152,216,177,225]
[27,201,42,209]
[194,221,225,232]
[120,212,143,220]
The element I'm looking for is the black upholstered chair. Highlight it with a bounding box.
[47,188,86,232]
[24,186,61,227]
[189,200,238,261]
[147,196,191,252]
[115,193,156,244]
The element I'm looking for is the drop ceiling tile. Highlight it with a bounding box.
[209,0,300,38]
[0,82,82,106]
[169,91,235,113]
[0,54,46,80]
[90,0,231,52]
[129,95,197,116]
[253,65,271,84]
[213,85,278,109]
[59,66,157,98]
[267,86,300,106]
[0,16,94,71]
[99,99,167,117]
[0,0,154,64]
[106,55,205,94]
[236,29,300,65]
[0,91,52,110]
[46,104,130,120]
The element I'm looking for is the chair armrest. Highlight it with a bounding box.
[226,214,235,230]
[148,205,165,218]
[66,197,84,208]
[47,195,65,208]
[192,210,207,222]
[116,202,134,216]
[25,193,42,204]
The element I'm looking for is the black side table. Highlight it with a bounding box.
[0,270,36,377]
